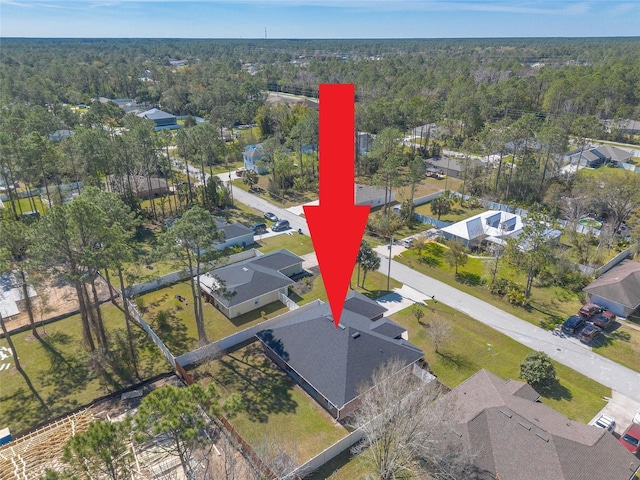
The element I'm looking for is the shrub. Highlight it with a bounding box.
[520,351,556,390]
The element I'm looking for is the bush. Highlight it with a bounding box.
[520,351,556,390]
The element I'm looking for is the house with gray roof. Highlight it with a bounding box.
[199,249,303,318]
[426,155,483,179]
[256,291,423,419]
[441,369,640,480]
[136,108,180,131]
[566,145,632,168]
[213,220,254,251]
[583,259,640,318]
[107,175,171,200]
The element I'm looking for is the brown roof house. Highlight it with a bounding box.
[440,369,640,480]
[256,291,424,420]
[583,260,640,318]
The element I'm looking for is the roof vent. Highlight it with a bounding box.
[500,410,513,418]
[535,432,549,442]
[352,332,361,339]
[242,267,249,272]
[338,323,345,330]
[518,421,531,431]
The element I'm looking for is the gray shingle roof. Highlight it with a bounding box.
[256,302,422,409]
[584,260,640,310]
[215,220,253,241]
[442,369,640,480]
[200,249,302,307]
[137,108,175,120]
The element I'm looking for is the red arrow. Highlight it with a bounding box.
[304,84,370,327]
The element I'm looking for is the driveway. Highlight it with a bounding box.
[375,254,640,403]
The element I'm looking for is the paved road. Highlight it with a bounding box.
[375,254,640,403]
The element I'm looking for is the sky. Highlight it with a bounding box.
[1,0,639,39]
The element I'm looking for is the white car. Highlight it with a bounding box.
[593,414,615,432]
[633,409,640,425]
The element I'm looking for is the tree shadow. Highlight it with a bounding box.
[539,315,564,331]
[592,324,631,348]
[455,272,485,286]
[419,255,442,267]
[152,309,194,355]
[215,344,297,423]
[538,379,572,401]
[0,385,50,433]
[436,350,473,371]
[359,289,393,300]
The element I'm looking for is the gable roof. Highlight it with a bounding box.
[256,301,422,409]
[583,260,640,310]
[442,369,640,480]
[199,249,302,308]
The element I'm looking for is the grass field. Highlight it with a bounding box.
[192,342,349,464]
[390,303,609,422]
[0,304,171,434]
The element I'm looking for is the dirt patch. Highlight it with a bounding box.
[2,276,112,334]
[291,273,316,296]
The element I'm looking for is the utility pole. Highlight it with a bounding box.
[387,235,393,290]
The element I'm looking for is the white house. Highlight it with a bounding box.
[441,210,523,247]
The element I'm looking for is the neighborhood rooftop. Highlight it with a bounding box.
[442,369,640,480]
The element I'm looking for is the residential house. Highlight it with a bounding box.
[426,155,483,179]
[243,144,271,174]
[199,249,303,319]
[565,145,632,168]
[0,271,37,319]
[583,259,640,318]
[107,175,171,200]
[136,108,181,131]
[355,183,395,208]
[604,119,640,135]
[441,210,523,248]
[48,129,73,142]
[256,292,424,419]
[356,132,374,155]
[439,369,640,480]
[214,220,254,251]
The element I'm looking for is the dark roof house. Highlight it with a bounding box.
[426,156,483,179]
[441,369,640,480]
[136,108,180,131]
[566,145,632,168]
[256,292,424,419]
[583,259,640,318]
[213,220,254,251]
[199,249,303,318]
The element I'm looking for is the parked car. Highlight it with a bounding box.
[250,223,267,234]
[618,423,640,454]
[593,414,616,432]
[578,303,603,318]
[578,324,601,344]
[561,315,585,335]
[402,237,415,248]
[264,212,278,222]
[235,168,245,177]
[592,310,616,330]
[272,219,290,232]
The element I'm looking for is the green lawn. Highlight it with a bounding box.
[6,196,46,216]
[390,303,609,422]
[135,281,290,353]
[0,304,170,434]
[192,342,348,464]
[396,243,640,373]
[256,233,315,256]
[399,243,584,330]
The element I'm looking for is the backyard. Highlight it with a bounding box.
[0,304,170,434]
[191,342,349,465]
